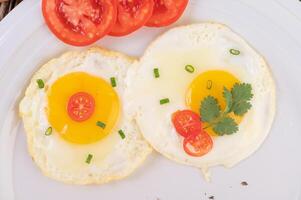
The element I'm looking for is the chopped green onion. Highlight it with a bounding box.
[85,154,93,164]
[96,121,106,129]
[229,49,240,55]
[36,79,45,89]
[206,80,213,90]
[160,98,170,105]
[153,68,160,78]
[45,127,52,136]
[110,77,117,87]
[185,65,195,73]
[118,130,126,139]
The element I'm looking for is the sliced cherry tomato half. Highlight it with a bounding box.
[67,92,95,122]
[146,0,189,27]
[42,0,117,46]
[109,0,154,36]
[172,110,202,138]
[183,131,213,157]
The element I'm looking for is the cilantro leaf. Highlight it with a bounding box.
[232,101,252,116]
[231,83,253,116]
[213,117,238,136]
[232,83,253,102]
[223,87,232,113]
[200,96,221,122]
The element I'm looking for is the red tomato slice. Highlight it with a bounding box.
[109,0,154,36]
[42,0,117,46]
[172,110,202,138]
[146,0,188,27]
[67,92,95,122]
[183,131,213,157]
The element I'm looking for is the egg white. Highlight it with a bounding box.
[19,47,152,184]
[126,22,276,177]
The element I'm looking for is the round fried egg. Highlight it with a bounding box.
[127,22,276,177]
[19,47,152,184]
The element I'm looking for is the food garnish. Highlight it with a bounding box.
[85,154,93,164]
[96,121,106,129]
[110,77,117,87]
[200,83,253,135]
[45,127,52,136]
[154,68,160,78]
[67,92,95,122]
[36,79,45,89]
[185,65,195,73]
[160,98,170,105]
[229,49,241,55]
[118,129,126,139]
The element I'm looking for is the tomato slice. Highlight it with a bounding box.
[42,0,117,46]
[67,92,95,122]
[183,131,213,157]
[109,0,154,36]
[172,110,202,138]
[146,0,188,27]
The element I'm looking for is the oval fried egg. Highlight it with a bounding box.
[127,22,276,177]
[19,47,152,184]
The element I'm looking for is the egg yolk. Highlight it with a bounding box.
[186,70,242,136]
[47,72,120,144]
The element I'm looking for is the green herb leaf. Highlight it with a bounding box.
[223,87,232,113]
[213,117,238,136]
[232,83,253,102]
[231,83,253,116]
[200,96,221,122]
[232,101,252,116]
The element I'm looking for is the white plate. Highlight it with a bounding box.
[0,0,301,199]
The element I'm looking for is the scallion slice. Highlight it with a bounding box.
[96,121,106,129]
[36,79,45,89]
[45,127,52,136]
[229,49,240,55]
[160,98,170,105]
[110,77,117,87]
[206,80,213,90]
[118,129,126,139]
[185,65,195,73]
[153,68,160,78]
[85,154,93,164]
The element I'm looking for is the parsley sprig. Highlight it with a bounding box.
[200,83,253,136]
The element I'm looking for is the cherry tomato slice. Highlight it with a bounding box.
[109,0,154,36]
[42,0,117,46]
[172,110,202,138]
[67,92,95,122]
[146,0,188,27]
[183,131,213,157]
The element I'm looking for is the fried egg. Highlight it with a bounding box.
[126,22,276,178]
[19,47,152,184]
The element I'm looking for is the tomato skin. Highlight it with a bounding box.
[67,92,95,122]
[172,110,202,138]
[146,0,189,27]
[109,0,154,36]
[183,131,213,157]
[42,0,117,46]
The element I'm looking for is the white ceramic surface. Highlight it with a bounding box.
[0,0,301,199]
